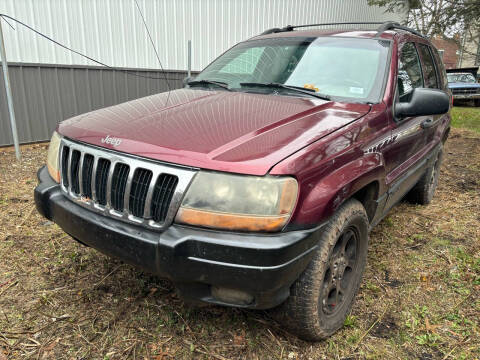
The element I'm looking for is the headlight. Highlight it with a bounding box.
[175,172,298,232]
[46,131,61,183]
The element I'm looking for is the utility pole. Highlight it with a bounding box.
[0,18,21,160]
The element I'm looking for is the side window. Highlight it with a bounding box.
[431,47,448,88]
[417,44,439,89]
[398,42,423,101]
[219,47,265,75]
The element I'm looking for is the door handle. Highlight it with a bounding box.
[421,118,434,129]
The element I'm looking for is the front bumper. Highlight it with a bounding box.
[35,166,321,309]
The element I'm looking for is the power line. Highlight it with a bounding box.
[0,13,173,81]
[134,0,172,99]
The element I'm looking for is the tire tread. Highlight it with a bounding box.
[274,199,369,341]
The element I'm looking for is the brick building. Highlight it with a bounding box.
[431,36,459,69]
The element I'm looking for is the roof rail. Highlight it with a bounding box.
[375,21,426,38]
[258,21,427,39]
[259,21,387,36]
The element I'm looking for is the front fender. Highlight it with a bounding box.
[288,152,386,228]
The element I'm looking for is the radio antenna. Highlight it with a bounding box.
[134,0,172,105]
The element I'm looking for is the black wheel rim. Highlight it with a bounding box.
[320,226,359,316]
[428,153,441,197]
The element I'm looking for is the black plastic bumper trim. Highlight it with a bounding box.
[187,245,317,271]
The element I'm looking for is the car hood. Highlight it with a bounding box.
[448,82,480,89]
[58,88,370,175]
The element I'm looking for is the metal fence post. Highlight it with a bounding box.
[0,18,21,160]
[187,40,191,78]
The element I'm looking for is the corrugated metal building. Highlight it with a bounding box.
[0,0,406,145]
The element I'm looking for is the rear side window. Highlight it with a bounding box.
[431,47,448,88]
[398,42,423,99]
[417,44,439,89]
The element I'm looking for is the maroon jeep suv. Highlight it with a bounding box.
[35,22,451,340]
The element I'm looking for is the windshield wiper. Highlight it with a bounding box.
[187,79,233,91]
[239,82,331,101]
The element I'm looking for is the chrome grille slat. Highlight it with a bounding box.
[123,167,135,215]
[105,160,116,208]
[59,138,197,230]
[91,155,98,201]
[78,152,84,195]
[143,169,159,219]
[66,147,73,192]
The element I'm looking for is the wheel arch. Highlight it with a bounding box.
[290,153,387,228]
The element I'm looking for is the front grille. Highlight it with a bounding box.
[151,174,179,223]
[452,88,479,95]
[59,138,196,230]
[70,150,81,194]
[61,146,70,188]
[129,168,153,217]
[95,158,111,206]
[111,163,130,211]
[81,154,94,199]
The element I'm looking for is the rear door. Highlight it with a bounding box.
[416,43,447,145]
[383,41,429,210]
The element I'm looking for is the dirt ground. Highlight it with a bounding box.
[0,128,479,360]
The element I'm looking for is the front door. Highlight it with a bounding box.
[383,41,429,211]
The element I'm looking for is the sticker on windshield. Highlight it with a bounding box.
[304,83,319,92]
[349,87,364,95]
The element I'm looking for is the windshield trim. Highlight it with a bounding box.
[195,36,392,104]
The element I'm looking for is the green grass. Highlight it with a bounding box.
[451,106,480,133]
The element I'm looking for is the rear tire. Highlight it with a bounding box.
[406,145,443,205]
[274,199,369,341]
[475,99,480,107]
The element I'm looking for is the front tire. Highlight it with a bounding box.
[275,199,369,341]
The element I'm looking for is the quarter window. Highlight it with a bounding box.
[418,44,439,89]
[398,42,423,100]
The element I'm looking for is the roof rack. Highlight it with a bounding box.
[374,21,426,38]
[259,21,427,39]
[260,22,386,35]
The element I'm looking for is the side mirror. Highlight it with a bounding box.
[183,76,195,87]
[395,88,450,119]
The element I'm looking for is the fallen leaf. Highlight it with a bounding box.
[425,317,440,334]
[447,329,462,338]
[43,341,57,352]
[233,334,246,346]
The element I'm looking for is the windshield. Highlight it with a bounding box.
[194,37,391,103]
[447,73,476,83]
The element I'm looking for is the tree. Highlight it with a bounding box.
[368,0,480,62]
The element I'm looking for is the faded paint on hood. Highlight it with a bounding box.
[58,88,371,175]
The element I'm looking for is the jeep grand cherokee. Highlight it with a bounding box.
[35,22,451,340]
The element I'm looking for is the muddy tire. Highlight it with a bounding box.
[275,199,369,341]
[406,145,443,205]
